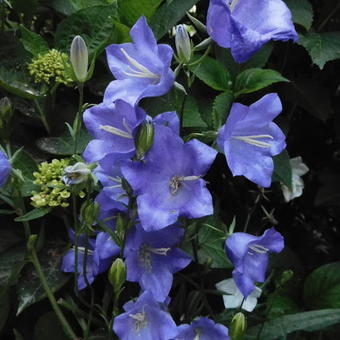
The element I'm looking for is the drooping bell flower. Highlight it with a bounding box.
[63,162,91,185]
[83,100,146,164]
[0,149,11,187]
[207,0,298,63]
[217,93,286,188]
[122,124,217,231]
[104,16,174,106]
[225,227,284,297]
[176,317,230,340]
[113,291,178,340]
[124,225,191,301]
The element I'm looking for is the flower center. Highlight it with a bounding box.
[229,0,240,12]
[232,134,273,148]
[169,175,201,195]
[139,244,171,271]
[129,311,148,333]
[248,244,269,255]
[100,118,133,139]
[120,48,160,82]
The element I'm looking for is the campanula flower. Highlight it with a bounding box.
[61,230,119,289]
[217,93,286,187]
[104,16,174,106]
[0,149,11,187]
[176,317,230,340]
[281,156,309,202]
[83,100,146,164]
[113,291,177,340]
[122,124,217,231]
[63,162,91,185]
[207,0,298,63]
[216,278,261,312]
[124,225,191,301]
[225,227,284,297]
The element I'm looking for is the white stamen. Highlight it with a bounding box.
[193,329,202,340]
[129,311,148,332]
[73,246,94,255]
[169,175,201,195]
[232,134,273,148]
[148,247,171,256]
[108,176,122,184]
[122,118,132,134]
[139,244,170,271]
[229,0,240,12]
[120,48,160,80]
[100,125,133,139]
[248,244,269,254]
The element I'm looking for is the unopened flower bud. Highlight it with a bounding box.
[230,312,246,340]
[276,269,294,288]
[108,258,126,293]
[70,35,88,83]
[175,24,192,63]
[134,120,154,160]
[63,162,91,185]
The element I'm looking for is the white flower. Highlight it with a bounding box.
[63,162,91,185]
[216,278,261,312]
[281,156,309,202]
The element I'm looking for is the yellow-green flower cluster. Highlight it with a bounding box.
[31,159,71,208]
[28,49,73,85]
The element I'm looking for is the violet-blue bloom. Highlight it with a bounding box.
[122,125,217,231]
[124,224,191,301]
[217,93,286,187]
[0,150,11,187]
[83,100,146,164]
[207,0,298,63]
[61,230,119,289]
[225,227,284,298]
[175,317,230,340]
[113,290,177,340]
[104,16,174,106]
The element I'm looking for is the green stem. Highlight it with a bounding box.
[34,99,51,134]
[73,84,84,154]
[29,243,78,339]
[318,2,340,31]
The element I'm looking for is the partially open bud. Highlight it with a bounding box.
[63,162,91,185]
[134,120,154,160]
[108,258,126,293]
[70,35,88,83]
[230,312,247,340]
[175,24,192,64]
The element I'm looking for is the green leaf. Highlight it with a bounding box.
[34,312,67,340]
[36,129,91,155]
[234,68,289,97]
[267,295,300,320]
[17,244,69,315]
[211,91,233,130]
[298,32,340,69]
[304,262,340,309]
[150,0,200,40]
[246,309,340,339]
[183,216,231,269]
[118,0,163,26]
[183,96,207,128]
[242,43,274,70]
[272,150,292,189]
[0,246,26,286]
[190,56,231,92]
[19,26,49,57]
[55,5,120,56]
[284,0,313,31]
[15,207,52,222]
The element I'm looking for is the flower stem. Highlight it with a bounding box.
[318,2,340,31]
[73,84,84,154]
[28,237,78,339]
[34,99,51,134]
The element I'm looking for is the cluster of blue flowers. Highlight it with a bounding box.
[59,0,298,338]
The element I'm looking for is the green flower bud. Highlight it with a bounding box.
[134,120,154,160]
[108,258,126,293]
[70,35,89,83]
[175,24,192,63]
[276,269,294,288]
[81,202,99,227]
[230,312,247,340]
